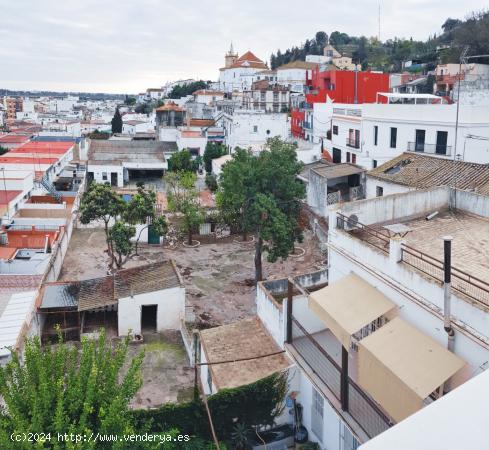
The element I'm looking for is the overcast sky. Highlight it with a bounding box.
[0,0,485,94]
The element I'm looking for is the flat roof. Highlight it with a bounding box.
[370,210,489,285]
[88,140,176,165]
[199,316,291,390]
[312,163,365,179]
[0,290,37,358]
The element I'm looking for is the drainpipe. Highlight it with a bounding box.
[443,236,455,353]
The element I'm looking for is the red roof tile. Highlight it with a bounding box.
[0,190,22,204]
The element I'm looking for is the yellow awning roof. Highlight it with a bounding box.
[358,317,466,423]
[308,273,397,349]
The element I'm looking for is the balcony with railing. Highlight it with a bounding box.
[346,137,360,149]
[287,313,393,440]
[407,142,452,156]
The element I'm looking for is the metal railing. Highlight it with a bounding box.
[346,137,360,149]
[291,318,392,438]
[336,213,390,254]
[407,142,452,156]
[401,244,489,308]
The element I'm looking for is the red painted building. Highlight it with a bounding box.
[291,68,390,138]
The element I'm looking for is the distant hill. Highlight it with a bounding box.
[270,10,489,72]
[0,88,124,101]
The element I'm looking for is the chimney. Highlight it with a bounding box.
[443,236,455,353]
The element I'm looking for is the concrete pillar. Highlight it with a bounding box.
[328,204,341,230]
[389,236,404,264]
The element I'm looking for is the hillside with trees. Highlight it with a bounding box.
[167,80,209,99]
[270,10,489,72]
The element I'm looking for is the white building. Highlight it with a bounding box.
[366,152,489,198]
[211,154,232,177]
[218,46,268,93]
[218,110,289,152]
[37,261,185,338]
[321,93,489,169]
[192,90,225,106]
[87,140,172,187]
[360,368,489,450]
[251,186,489,449]
[276,61,318,93]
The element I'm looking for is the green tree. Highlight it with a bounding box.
[79,183,165,270]
[124,186,168,254]
[217,138,305,282]
[168,81,208,99]
[205,173,218,192]
[79,182,125,265]
[0,330,144,450]
[168,150,195,173]
[0,145,8,155]
[203,142,226,173]
[111,107,123,134]
[124,95,136,106]
[166,172,203,245]
[108,221,136,269]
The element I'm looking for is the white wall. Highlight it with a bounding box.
[88,164,123,187]
[117,286,185,336]
[223,111,289,152]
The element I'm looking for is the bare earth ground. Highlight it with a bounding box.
[60,228,325,325]
[124,332,194,409]
[60,228,324,407]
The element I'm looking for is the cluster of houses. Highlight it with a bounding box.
[2,41,489,449]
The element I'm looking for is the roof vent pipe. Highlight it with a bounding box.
[443,235,455,353]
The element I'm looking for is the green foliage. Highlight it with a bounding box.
[124,95,136,106]
[109,221,136,269]
[0,145,8,155]
[205,174,218,192]
[231,423,250,450]
[203,142,226,174]
[270,12,489,71]
[0,330,144,450]
[131,371,288,443]
[169,150,197,173]
[111,107,123,134]
[217,137,305,281]
[168,81,208,99]
[135,102,153,115]
[165,171,203,244]
[87,129,110,140]
[79,183,166,269]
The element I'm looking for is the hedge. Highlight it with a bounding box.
[131,371,288,442]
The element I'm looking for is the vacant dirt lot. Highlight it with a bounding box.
[60,228,325,325]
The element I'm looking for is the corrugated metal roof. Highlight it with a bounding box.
[0,290,37,358]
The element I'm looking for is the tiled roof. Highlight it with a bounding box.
[237,51,263,63]
[0,134,30,144]
[199,316,291,390]
[155,102,184,112]
[114,260,181,298]
[193,90,225,96]
[39,261,181,311]
[0,190,22,204]
[368,152,489,192]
